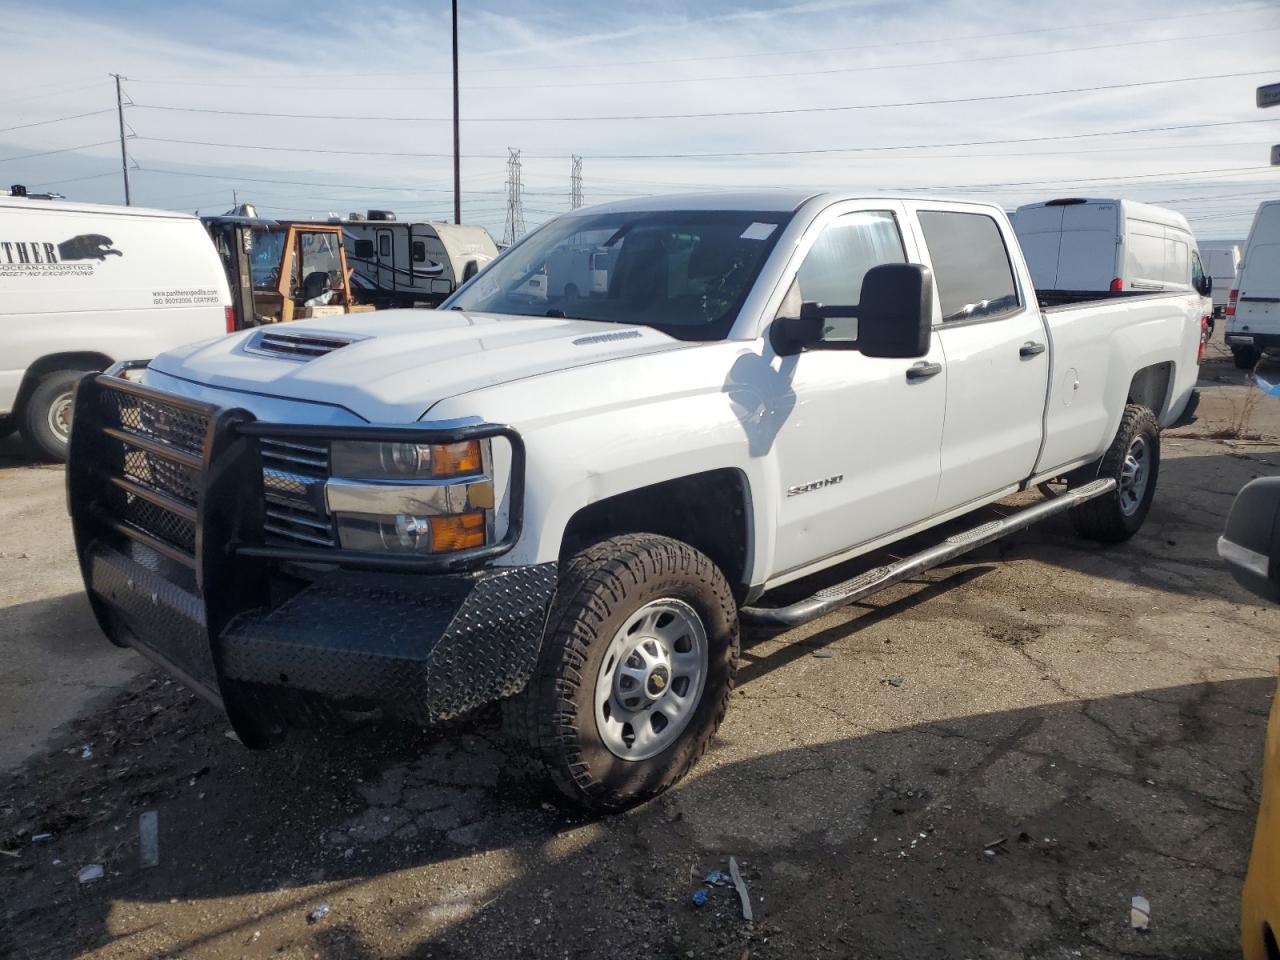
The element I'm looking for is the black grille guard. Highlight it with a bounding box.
[68,370,527,578]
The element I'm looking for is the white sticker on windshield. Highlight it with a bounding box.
[475,275,500,301]
[740,222,777,241]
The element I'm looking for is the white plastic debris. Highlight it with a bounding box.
[1130,895,1151,932]
[139,811,160,868]
[729,856,753,921]
[78,864,105,884]
[307,903,331,924]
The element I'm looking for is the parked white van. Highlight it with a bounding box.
[1013,198,1207,295]
[0,196,231,459]
[1225,200,1280,370]
[1200,242,1241,320]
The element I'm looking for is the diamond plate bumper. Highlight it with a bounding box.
[67,371,548,740]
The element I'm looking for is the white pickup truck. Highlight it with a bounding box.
[67,192,1203,811]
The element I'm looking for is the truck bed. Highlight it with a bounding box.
[1036,289,1167,310]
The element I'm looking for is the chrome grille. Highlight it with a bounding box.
[259,437,336,548]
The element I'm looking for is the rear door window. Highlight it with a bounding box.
[917,211,1020,322]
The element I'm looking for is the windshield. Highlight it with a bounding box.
[442,209,791,340]
[250,228,287,289]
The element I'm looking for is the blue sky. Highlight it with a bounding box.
[2,0,1278,241]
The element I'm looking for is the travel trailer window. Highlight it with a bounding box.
[412,241,426,262]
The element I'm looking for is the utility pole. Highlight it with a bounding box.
[451,0,461,224]
[111,73,131,206]
[570,155,583,209]
[503,148,525,246]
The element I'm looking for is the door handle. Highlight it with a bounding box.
[906,361,943,382]
[1019,341,1047,358]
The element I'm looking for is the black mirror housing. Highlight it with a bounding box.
[858,263,934,359]
[1220,476,1280,603]
[1197,275,1213,297]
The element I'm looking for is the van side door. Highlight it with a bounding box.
[909,204,1051,512]
[765,202,948,579]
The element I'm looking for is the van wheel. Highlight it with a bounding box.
[20,369,86,462]
[1070,404,1159,543]
[1233,346,1262,370]
[506,534,739,812]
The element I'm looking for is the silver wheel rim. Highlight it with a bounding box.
[47,390,74,443]
[1118,435,1150,516]
[594,598,708,761]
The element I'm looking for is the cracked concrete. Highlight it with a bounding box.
[1,347,1279,958]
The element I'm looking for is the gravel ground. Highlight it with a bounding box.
[1,343,1278,960]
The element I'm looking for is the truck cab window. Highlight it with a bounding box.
[788,211,905,341]
[1191,250,1205,290]
[918,210,1020,322]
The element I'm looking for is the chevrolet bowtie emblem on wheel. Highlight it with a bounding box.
[650,673,666,690]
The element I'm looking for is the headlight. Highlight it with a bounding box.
[325,438,495,554]
[330,439,483,480]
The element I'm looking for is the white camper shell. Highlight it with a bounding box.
[1225,200,1280,369]
[1012,198,1206,295]
[343,215,499,307]
[0,196,231,459]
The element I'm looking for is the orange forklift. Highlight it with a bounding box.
[204,214,375,330]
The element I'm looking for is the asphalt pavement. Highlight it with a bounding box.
[2,343,1278,959]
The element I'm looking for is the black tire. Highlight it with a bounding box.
[1070,404,1159,543]
[506,533,739,812]
[20,369,86,462]
[0,416,14,442]
[1233,346,1262,370]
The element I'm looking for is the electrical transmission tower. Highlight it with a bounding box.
[504,148,526,245]
[570,155,583,209]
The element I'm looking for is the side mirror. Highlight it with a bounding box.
[858,263,934,359]
[1219,477,1280,603]
[1196,274,1213,297]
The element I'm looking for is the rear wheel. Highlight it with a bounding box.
[507,533,739,812]
[20,368,86,462]
[1070,404,1159,543]
[1234,346,1262,370]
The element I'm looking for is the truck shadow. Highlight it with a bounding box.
[0,674,1268,959]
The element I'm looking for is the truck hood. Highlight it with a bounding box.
[149,310,688,422]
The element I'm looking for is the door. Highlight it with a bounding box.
[767,203,948,578]
[376,228,394,293]
[912,206,1050,512]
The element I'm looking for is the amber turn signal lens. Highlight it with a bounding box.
[429,511,487,552]
[430,441,483,477]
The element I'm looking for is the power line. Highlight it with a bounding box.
[0,108,115,135]
[124,116,1280,163]
[0,139,118,163]
[0,81,104,107]
[129,67,1280,124]
[34,169,121,188]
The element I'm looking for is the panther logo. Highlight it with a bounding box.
[57,234,123,261]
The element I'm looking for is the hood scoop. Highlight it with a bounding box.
[246,329,364,361]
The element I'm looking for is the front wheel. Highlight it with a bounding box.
[1070,404,1159,543]
[20,368,87,462]
[507,534,739,812]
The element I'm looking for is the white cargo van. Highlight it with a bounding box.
[1013,198,1207,295]
[1200,243,1241,320]
[0,196,231,459]
[1225,200,1280,370]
